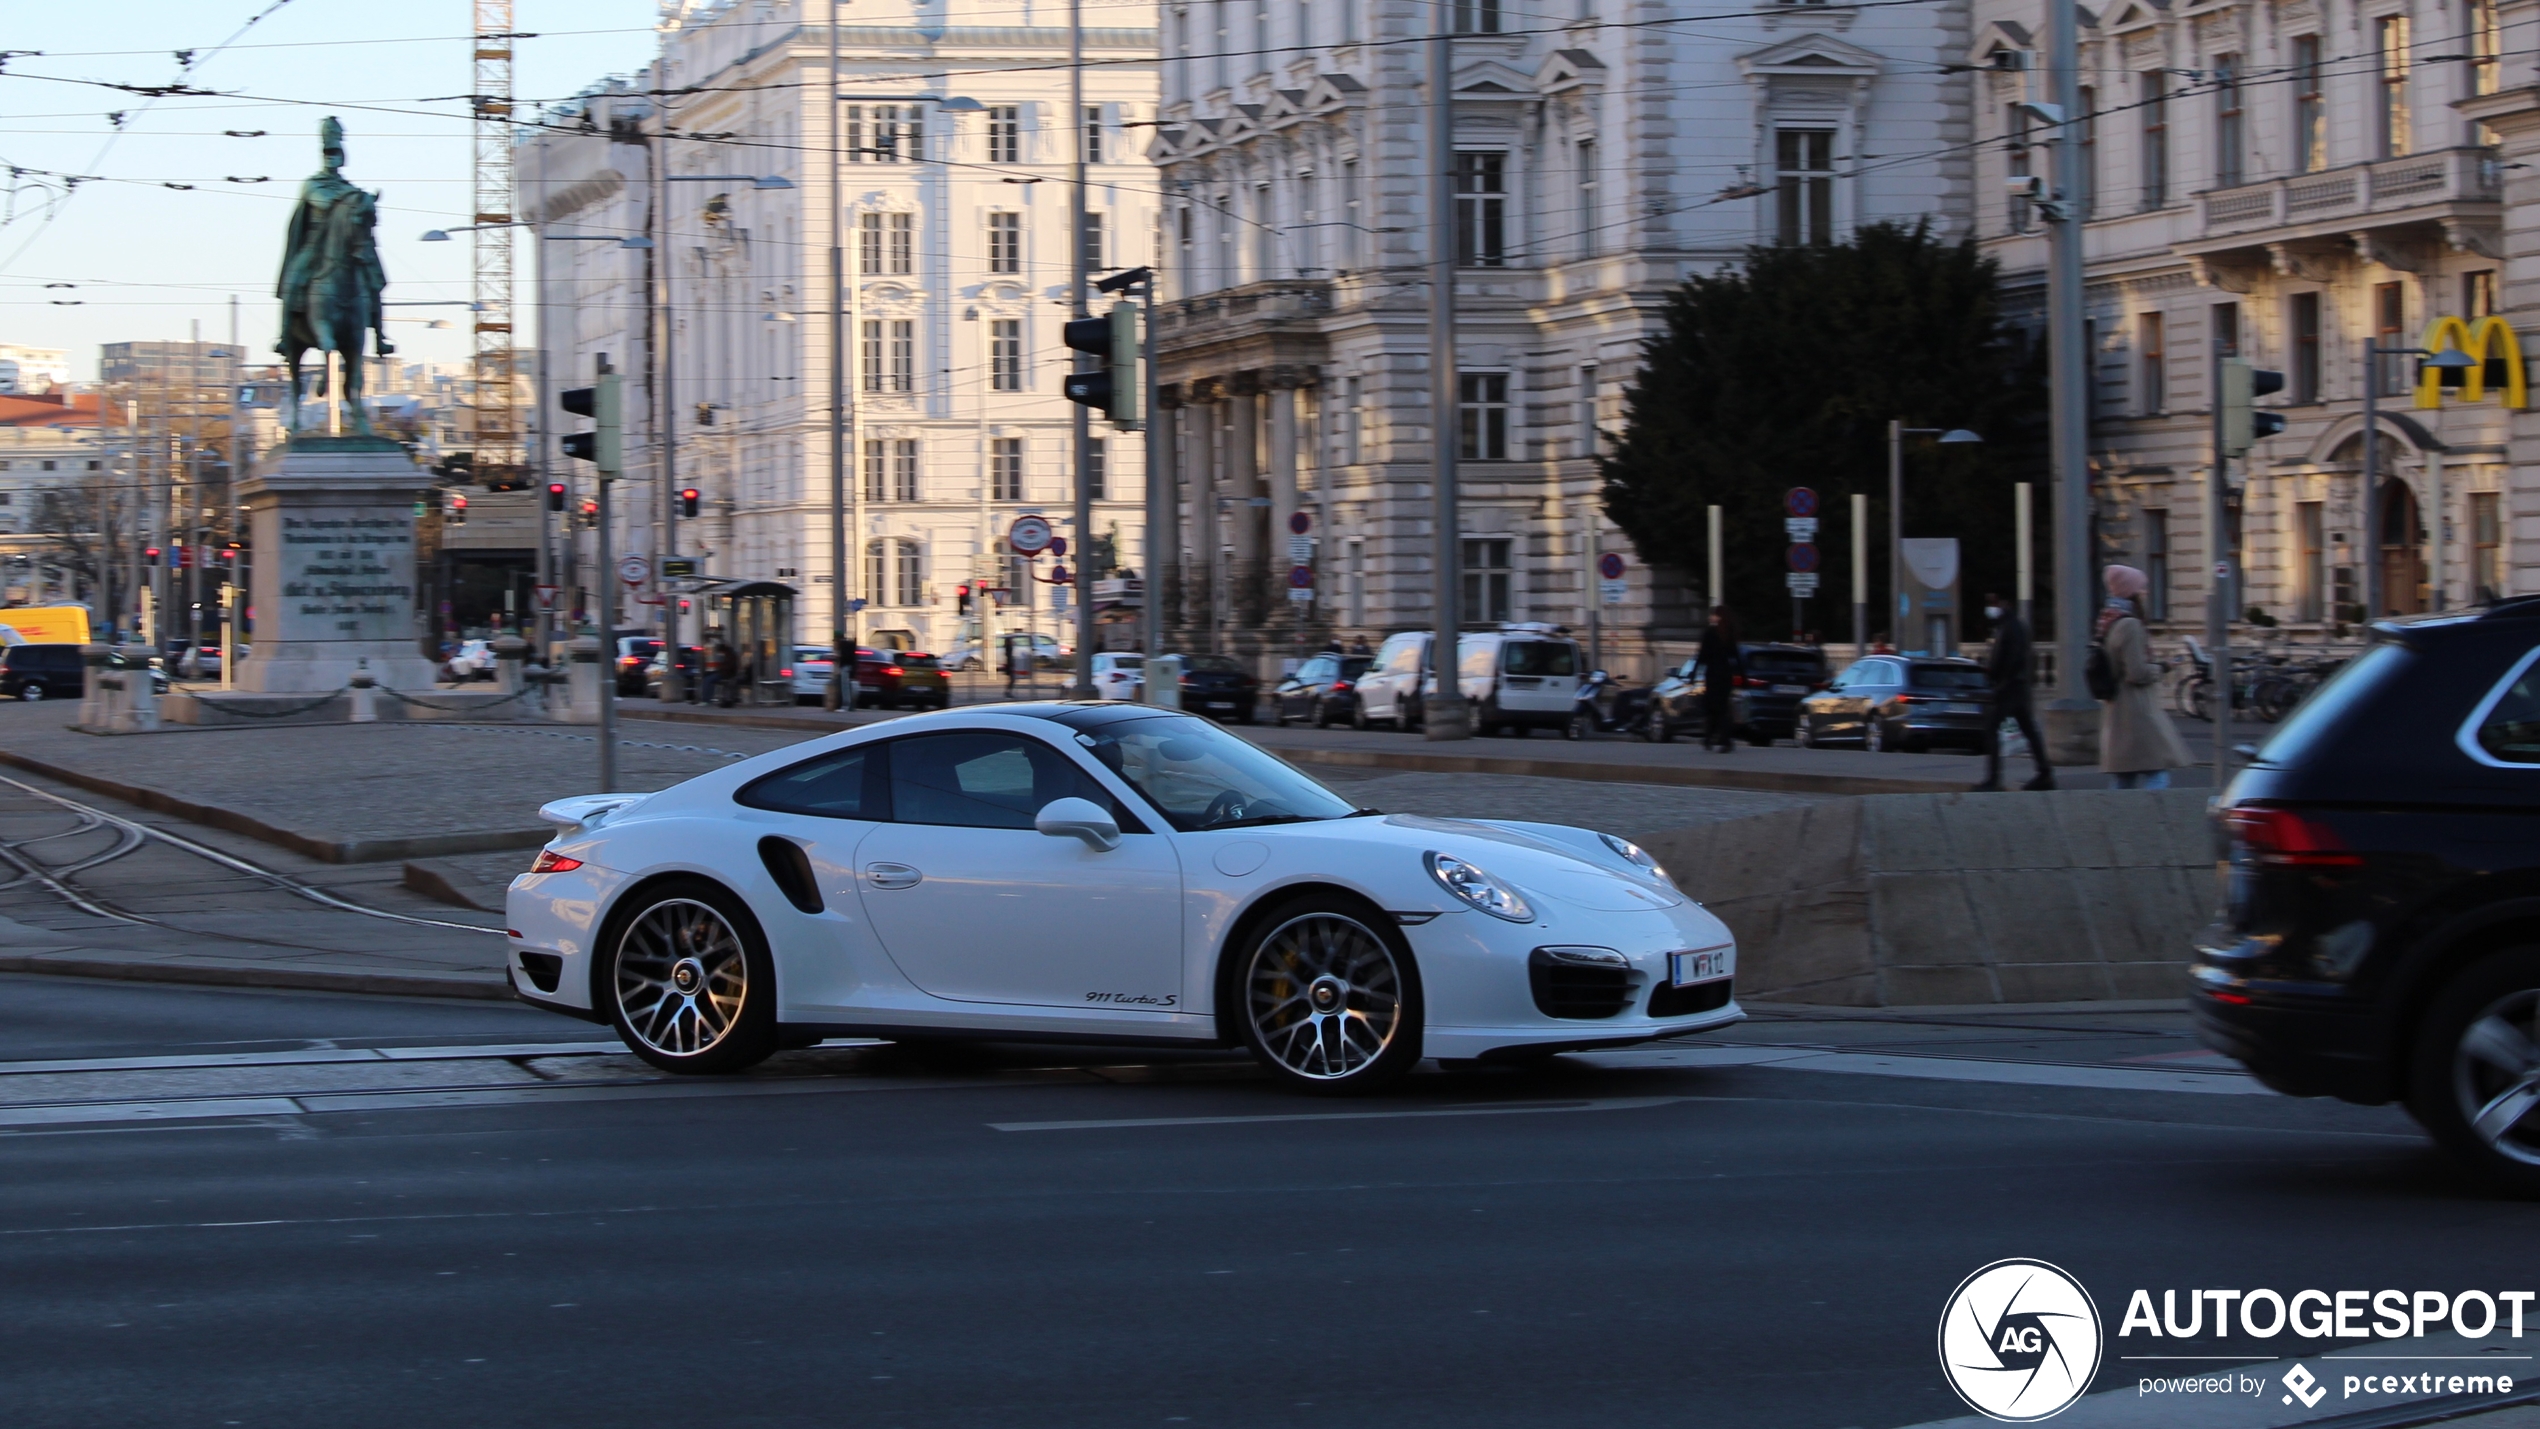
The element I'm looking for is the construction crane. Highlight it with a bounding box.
[470,1,519,484]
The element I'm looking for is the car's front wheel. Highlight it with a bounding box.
[2408,947,2540,1195]
[18,684,42,703]
[600,878,779,1075]
[1234,896,1423,1094]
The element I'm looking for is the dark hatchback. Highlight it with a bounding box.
[1271,653,1372,727]
[1,643,83,701]
[854,648,950,709]
[2194,601,2540,1191]
[1795,655,1992,752]
[1736,643,1831,742]
[1176,654,1260,723]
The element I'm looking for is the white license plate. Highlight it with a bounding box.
[1937,701,1983,714]
[1670,947,1734,987]
[1773,683,1807,694]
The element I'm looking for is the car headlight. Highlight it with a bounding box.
[1597,832,1674,887]
[1426,851,1535,922]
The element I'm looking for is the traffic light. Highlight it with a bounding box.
[558,375,624,471]
[143,546,161,567]
[679,487,700,519]
[579,498,598,530]
[1061,302,1141,429]
[546,481,568,513]
[2219,360,2287,456]
[446,492,468,526]
[956,582,972,615]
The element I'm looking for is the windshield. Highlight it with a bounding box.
[2256,643,2403,767]
[1910,664,1990,690]
[1184,655,1245,674]
[1079,715,1357,831]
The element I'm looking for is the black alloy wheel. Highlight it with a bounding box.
[2409,947,2540,1196]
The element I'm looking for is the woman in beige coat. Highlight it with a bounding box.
[2097,565,2193,788]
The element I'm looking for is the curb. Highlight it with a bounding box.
[1270,745,1959,797]
[0,950,515,1001]
[0,748,550,864]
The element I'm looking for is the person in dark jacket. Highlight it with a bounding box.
[1973,593,2055,791]
[1696,606,1741,752]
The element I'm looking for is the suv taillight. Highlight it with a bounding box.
[2224,806,2362,868]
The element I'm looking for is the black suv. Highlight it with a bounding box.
[2194,600,2540,1191]
[1,643,85,702]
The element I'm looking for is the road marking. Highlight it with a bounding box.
[0,1096,306,1127]
[0,1041,623,1076]
[1584,1043,2270,1096]
[989,1096,1693,1132]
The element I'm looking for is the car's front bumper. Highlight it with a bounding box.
[1404,902,1743,1060]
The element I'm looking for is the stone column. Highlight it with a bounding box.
[2463,76,2540,596]
[1228,379,1264,630]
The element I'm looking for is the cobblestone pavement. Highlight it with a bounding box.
[1306,767,1830,842]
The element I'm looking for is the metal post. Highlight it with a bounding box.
[1852,491,1869,657]
[1706,504,1723,614]
[1423,10,1468,740]
[532,226,555,662]
[2015,481,2034,633]
[2362,343,2380,621]
[2207,336,2231,790]
[1142,277,1163,684]
[2042,0,2094,751]
[1070,0,1097,698]
[827,3,848,706]
[653,92,681,698]
[595,368,620,792]
[2430,446,2447,612]
[1887,417,1903,650]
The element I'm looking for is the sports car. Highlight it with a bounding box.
[506,702,1742,1092]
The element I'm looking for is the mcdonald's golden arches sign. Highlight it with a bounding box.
[2417,315,2528,409]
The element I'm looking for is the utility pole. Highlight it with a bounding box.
[1069,0,1098,698]
[2038,0,2095,760]
[2208,335,2232,791]
[652,74,681,699]
[826,1,849,708]
[1423,5,1469,740]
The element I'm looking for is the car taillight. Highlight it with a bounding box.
[1180,676,1196,687]
[2224,806,2362,868]
[1332,680,1354,692]
[779,668,793,678]
[1736,676,1769,688]
[881,665,903,677]
[530,850,583,874]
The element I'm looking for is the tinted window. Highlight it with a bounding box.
[1502,641,1577,676]
[738,746,875,819]
[2473,649,2540,765]
[1078,715,1355,831]
[889,732,1114,830]
[1744,649,1826,679]
[899,654,940,671]
[1339,656,1372,680]
[1185,655,1244,674]
[1910,664,1989,691]
[2257,642,2407,768]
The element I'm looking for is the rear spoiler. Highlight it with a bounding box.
[536,793,648,836]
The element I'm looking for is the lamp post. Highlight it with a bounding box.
[2359,343,2474,619]
[1424,1,1469,740]
[1886,420,1982,654]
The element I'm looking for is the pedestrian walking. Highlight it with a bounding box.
[1972,593,2054,792]
[1697,606,1742,752]
[2095,565,2191,789]
[709,641,738,708]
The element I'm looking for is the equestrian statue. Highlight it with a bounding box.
[275,116,392,435]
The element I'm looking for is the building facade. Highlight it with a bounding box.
[1968,0,2533,631]
[524,0,1159,654]
[1146,0,1977,668]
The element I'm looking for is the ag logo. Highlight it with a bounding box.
[1938,1259,2103,1421]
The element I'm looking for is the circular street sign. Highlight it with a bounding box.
[1288,565,1314,589]
[1598,552,1626,581]
[618,553,650,585]
[1785,487,1819,518]
[1008,514,1053,556]
[1048,536,1069,558]
[1289,510,1312,535]
[1787,542,1821,574]
[1050,565,1071,584]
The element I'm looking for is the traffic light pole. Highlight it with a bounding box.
[593,380,619,793]
[1068,0,1096,700]
[2208,334,2231,793]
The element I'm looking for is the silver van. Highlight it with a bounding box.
[1348,625,1582,735]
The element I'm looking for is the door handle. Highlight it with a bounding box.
[865,862,922,890]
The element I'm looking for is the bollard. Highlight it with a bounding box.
[348,667,378,723]
[77,643,113,729]
[116,643,160,732]
[493,635,529,696]
[1150,654,1185,710]
[562,635,602,724]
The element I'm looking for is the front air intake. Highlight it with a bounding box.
[1528,947,1637,1019]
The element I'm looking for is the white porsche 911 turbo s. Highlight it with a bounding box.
[506,702,1741,1092]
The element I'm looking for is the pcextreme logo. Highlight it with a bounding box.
[2417,314,2528,410]
[1938,1259,2104,1422]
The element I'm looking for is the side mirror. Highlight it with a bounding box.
[1035,796,1121,852]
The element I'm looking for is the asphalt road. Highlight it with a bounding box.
[2,977,2531,1429]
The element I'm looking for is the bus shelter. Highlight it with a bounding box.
[686,578,798,706]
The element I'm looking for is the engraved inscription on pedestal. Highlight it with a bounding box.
[277,511,414,643]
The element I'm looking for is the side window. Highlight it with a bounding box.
[2474,652,2540,765]
[887,732,1119,829]
[738,746,877,819]
[1380,637,1424,675]
[1297,657,1335,683]
[1459,641,1495,678]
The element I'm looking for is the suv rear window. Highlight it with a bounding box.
[1501,641,1577,677]
[2470,649,2540,765]
[1745,649,1826,679]
[1909,664,1989,690]
[898,654,940,671]
[2258,643,2407,768]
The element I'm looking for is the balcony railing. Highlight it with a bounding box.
[2197,147,2501,238]
[1152,280,1334,339]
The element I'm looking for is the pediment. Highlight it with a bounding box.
[2107,0,2167,29]
[1738,32,1885,77]
[1453,58,1540,96]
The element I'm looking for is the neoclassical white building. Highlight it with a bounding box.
[524,0,1158,652]
[1146,0,1979,666]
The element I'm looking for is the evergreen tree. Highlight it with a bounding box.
[1600,221,2046,643]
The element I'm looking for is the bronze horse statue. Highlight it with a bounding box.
[276,117,393,434]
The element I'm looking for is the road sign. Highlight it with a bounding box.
[1289,510,1312,535]
[1287,587,1313,604]
[1287,564,1314,589]
[661,557,698,578]
[1787,542,1821,574]
[1785,487,1819,518]
[1049,536,1069,559]
[1597,552,1626,581]
[532,584,560,614]
[1599,579,1627,605]
[1784,517,1819,542]
[618,553,650,586]
[847,598,868,613]
[1785,572,1821,596]
[1288,535,1314,563]
[1008,514,1053,556]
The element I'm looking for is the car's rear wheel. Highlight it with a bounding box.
[600,878,778,1075]
[19,684,42,703]
[1234,896,1423,1094]
[1868,719,1890,753]
[2408,947,2540,1195]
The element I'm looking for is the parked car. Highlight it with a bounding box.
[854,648,950,710]
[1091,651,1146,701]
[1639,656,1753,744]
[1736,643,1832,742]
[1272,653,1373,727]
[946,633,1067,672]
[614,637,663,696]
[2194,600,2540,1192]
[792,644,838,704]
[1175,654,1260,722]
[1352,626,1583,734]
[1352,631,1435,729]
[166,639,227,681]
[1,643,84,701]
[1793,655,1991,752]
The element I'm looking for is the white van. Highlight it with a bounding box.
[1349,625,1582,735]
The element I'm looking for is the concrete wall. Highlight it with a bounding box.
[1641,790,2216,1005]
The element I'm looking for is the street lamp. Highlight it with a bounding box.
[2359,343,2474,619]
[1887,421,1982,654]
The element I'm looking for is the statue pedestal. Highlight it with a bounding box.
[234,438,440,694]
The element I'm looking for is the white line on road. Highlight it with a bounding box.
[1582,1043,2271,1096]
[989,1096,1697,1132]
[0,1041,623,1076]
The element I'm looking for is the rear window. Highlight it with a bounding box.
[1745,649,1826,679]
[1186,655,1244,674]
[898,654,940,671]
[2257,643,2407,768]
[1910,664,1990,691]
[738,746,875,819]
[1501,641,1577,677]
[2468,648,2540,765]
[1340,656,1372,678]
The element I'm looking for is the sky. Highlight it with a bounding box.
[0,0,666,380]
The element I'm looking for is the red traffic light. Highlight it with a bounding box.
[546,482,567,512]
[143,546,161,566]
[678,487,700,519]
